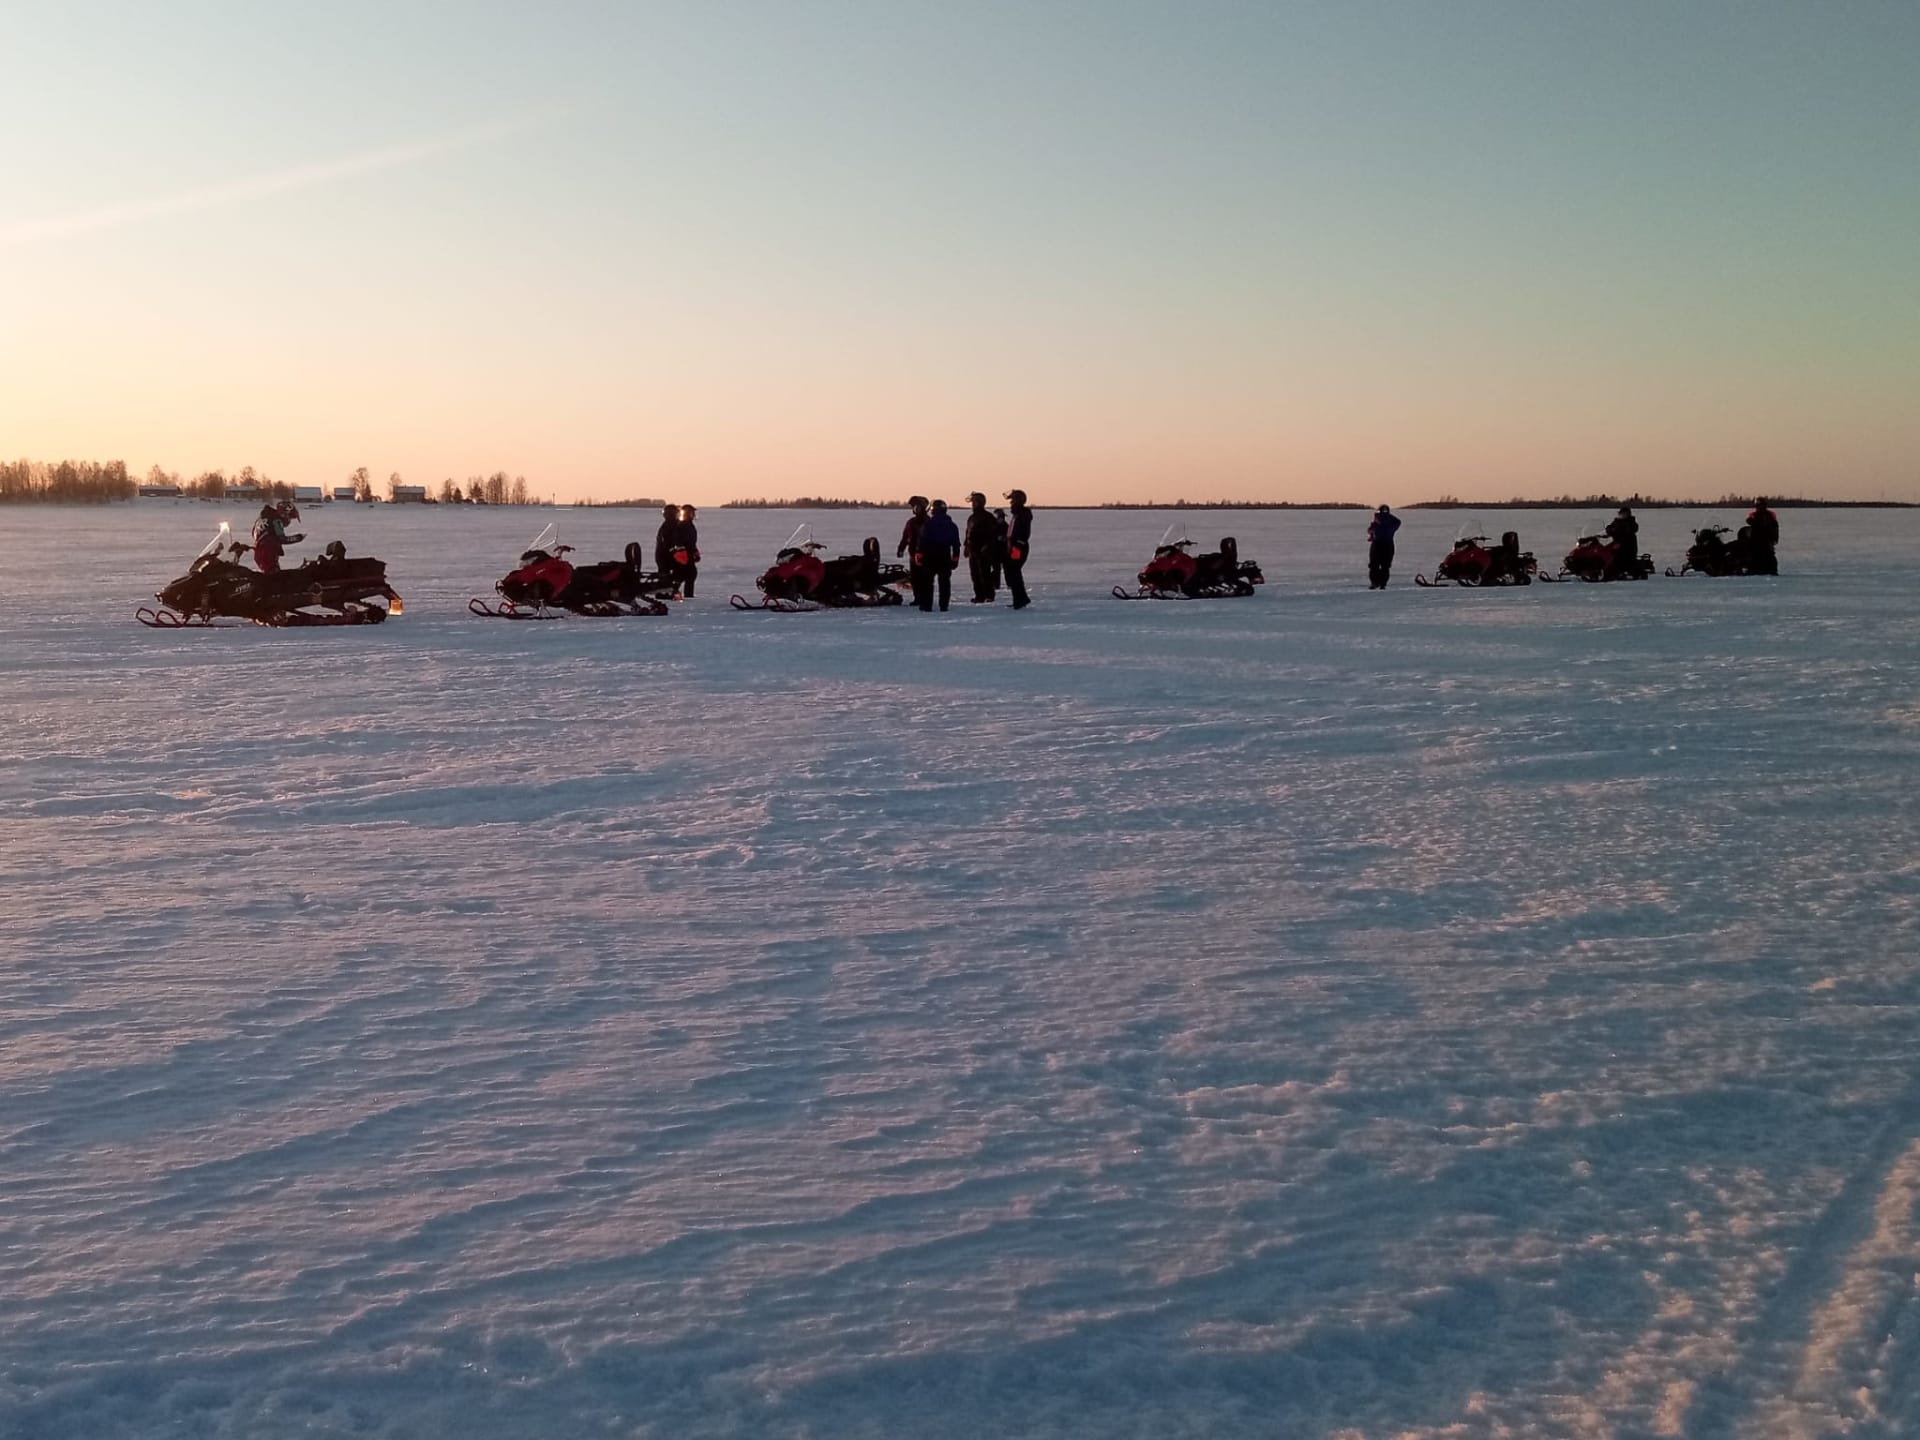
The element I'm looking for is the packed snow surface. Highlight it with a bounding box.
[4,504,1918,1438]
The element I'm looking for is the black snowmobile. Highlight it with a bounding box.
[1666,525,1762,578]
[137,525,403,627]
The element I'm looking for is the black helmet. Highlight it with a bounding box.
[1005,488,1027,505]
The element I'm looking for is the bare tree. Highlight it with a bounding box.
[510,475,529,505]
[350,466,372,502]
[386,471,403,502]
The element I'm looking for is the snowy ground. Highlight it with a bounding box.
[3,502,1918,1439]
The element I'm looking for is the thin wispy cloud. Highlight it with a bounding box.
[0,113,549,247]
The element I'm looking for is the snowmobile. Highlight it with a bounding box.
[1414,529,1537,587]
[1666,525,1760,578]
[137,525,402,627]
[1112,525,1264,599]
[1550,531,1655,582]
[468,525,680,618]
[729,526,909,611]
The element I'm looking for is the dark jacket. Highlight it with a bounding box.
[1605,513,1639,553]
[964,509,1002,558]
[654,519,681,569]
[1007,504,1033,554]
[921,513,961,567]
[1748,506,1779,547]
[1367,512,1400,547]
[898,513,926,559]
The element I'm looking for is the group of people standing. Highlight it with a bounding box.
[897,491,1033,611]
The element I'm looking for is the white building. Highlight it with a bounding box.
[332,485,358,502]
[391,485,428,503]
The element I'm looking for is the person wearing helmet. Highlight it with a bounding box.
[653,503,699,597]
[898,496,931,610]
[1366,504,1400,589]
[1605,505,1640,578]
[676,505,700,596]
[918,499,961,611]
[251,501,302,573]
[963,491,1003,603]
[1003,489,1032,608]
[1746,496,1780,575]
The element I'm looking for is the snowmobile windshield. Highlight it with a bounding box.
[526,523,559,554]
[782,524,823,553]
[1454,519,1488,545]
[1157,522,1191,550]
[194,522,234,562]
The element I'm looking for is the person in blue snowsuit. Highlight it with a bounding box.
[1366,505,1401,589]
[917,498,962,611]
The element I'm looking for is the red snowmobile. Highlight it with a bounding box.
[1415,529,1537,587]
[469,526,680,618]
[1554,531,1655,582]
[729,527,909,611]
[1112,525,1264,599]
[137,525,403,627]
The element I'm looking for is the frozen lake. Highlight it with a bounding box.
[4,502,1918,1438]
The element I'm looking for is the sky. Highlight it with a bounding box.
[2,1,1916,505]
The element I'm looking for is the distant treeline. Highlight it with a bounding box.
[1,459,135,503]
[5,459,542,505]
[573,497,672,509]
[1409,493,1916,509]
[1096,500,1366,510]
[723,497,901,509]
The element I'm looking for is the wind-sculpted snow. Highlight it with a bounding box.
[2,505,1918,1437]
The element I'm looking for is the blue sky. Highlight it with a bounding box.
[3,1,1916,501]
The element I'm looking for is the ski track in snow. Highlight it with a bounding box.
[2,506,1918,1438]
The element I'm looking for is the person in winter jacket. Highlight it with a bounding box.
[1605,506,1640,578]
[1747,497,1780,575]
[1003,490,1033,608]
[655,504,699,596]
[963,492,1004,603]
[1366,505,1400,589]
[252,501,302,573]
[898,496,931,610]
[918,499,962,611]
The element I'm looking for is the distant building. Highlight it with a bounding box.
[229,480,263,501]
[292,485,323,503]
[391,485,428,503]
[137,482,183,497]
[332,485,358,502]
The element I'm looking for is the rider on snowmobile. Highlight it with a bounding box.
[1604,506,1639,578]
[252,501,302,573]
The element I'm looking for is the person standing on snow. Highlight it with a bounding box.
[964,492,1003,604]
[1003,489,1033,609]
[918,499,962,611]
[674,505,701,596]
[1746,497,1780,575]
[655,504,699,597]
[1366,504,1401,589]
[898,496,931,611]
[1605,505,1640,578]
